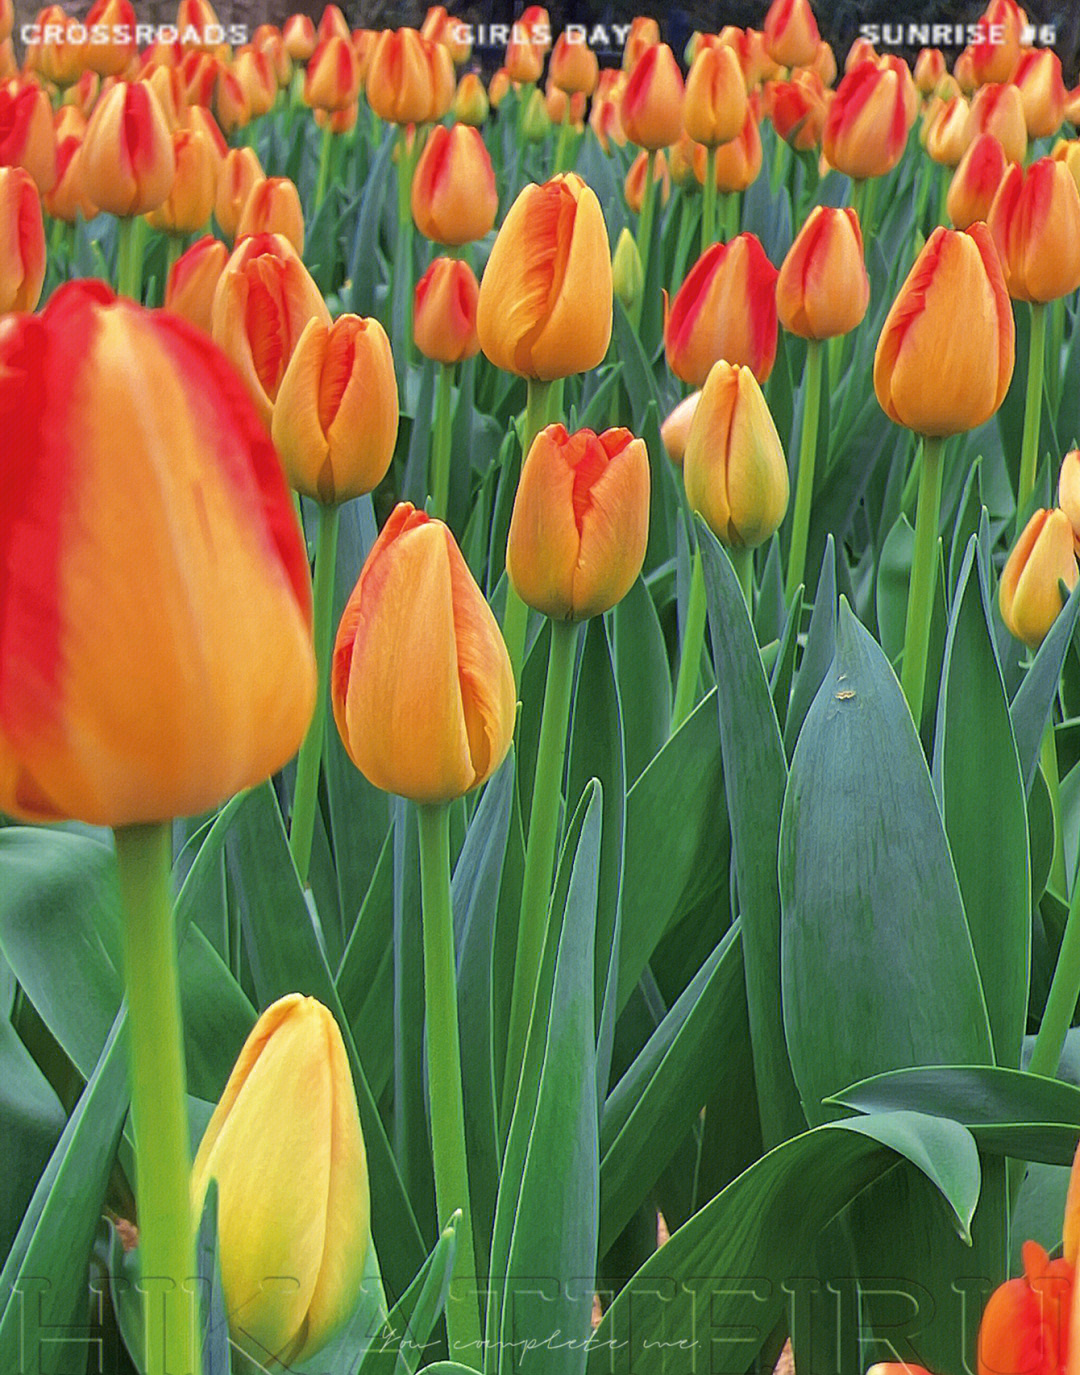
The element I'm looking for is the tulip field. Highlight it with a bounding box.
[12,0,1080,1373]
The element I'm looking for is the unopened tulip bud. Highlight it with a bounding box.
[81,81,175,215]
[763,0,820,70]
[683,360,788,548]
[612,227,644,312]
[25,8,85,87]
[625,147,670,213]
[988,157,1080,303]
[214,144,264,240]
[947,133,1008,229]
[1013,48,1066,140]
[0,82,57,194]
[589,93,627,154]
[807,40,835,86]
[999,509,1079,648]
[0,166,45,312]
[966,82,1026,165]
[914,47,946,94]
[304,35,360,112]
[236,176,304,254]
[549,30,598,96]
[413,256,480,364]
[661,390,700,466]
[214,66,251,135]
[506,424,650,620]
[970,0,1023,86]
[452,72,489,125]
[83,0,137,76]
[283,14,317,61]
[1053,138,1080,194]
[684,43,747,147]
[422,5,470,64]
[177,0,221,50]
[925,95,971,166]
[165,233,228,334]
[192,995,370,1367]
[411,123,497,245]
[824,61,912,180]
[874,223,1014,437]
[366,29,436,124]
[180,51,219,107]
[544,83,585,128]
[622,43,684,150]
[317,3,350,42]
[521,86,551,141]
[777,206,869,339]
[44,132,98,223]
[233,48,276,119]
[505,28,544,85]
[1058,451,1080,553]
[333,503,516,802]
[767,71,827,150]
[146,127,217,234]
[622,16,659,73]
[694,107,763,192]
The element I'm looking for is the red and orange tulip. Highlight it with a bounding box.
[947,132,1009,229]
[145,127,217,235]
[548,31,598,97]
[366,28,436,124]
[414,256,481,365]
[776,206,869,339]
[824,60,911,180]
[0,81,57,194]
[622,43,685,151]
[966,82,1027,165]
[0,166,45,313]
[235,176,305,255]
[762,0,820,70]
[988,157,1080,303]
[683,42,748,148]
[304,35,360,112]
[411,123,497,246]
[214,144,264,240]
[1013,48,1067,141]
[999,509,1080,648]
[81,80,175,215]
[164,233,229,334]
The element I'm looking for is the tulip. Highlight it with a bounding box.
[1000,509,1080,649]
[976,1241,1073,1375]
[988,157,1080,304]
[612,226,644,313]
[235,175,305,255]
[622,43,684,151]
[505,28,544,85]
[63,70,100,120]
[589,92,627,154]
[520,87,552,142]
[966,82,1027,166]
[722,26,779,88]
[925,95,972,167]
[777,206,869,341]
[669,132,698,189]
[315,102,358,135]
[543,82,585,131]
[180,50,219,107]
[625,147,670,214]
[145,127,217,236]
[25,8,85,87]
[144,63,187,130]
[211,232,331,424]
[192,995,370,1367]
[81,80,175,216]
[477,172,612,382]
[414,256,480,365]
[214,65,251,136]
[694,106,763,195]
[622,16,659,72]
[1054,138,1080,195]
[82,0,137,76]
[914,47,946,94]
[763,0,820,70]
[411,123,497,245]
[1013,48,1067,140]
[43,132,98,224]
[214,144,264,240]
[283,14,317,61]
[452,72,489,126]
[766,71,827,150]
[273,315,399,504]
[177,0,220,49]
[665,233,779,386]
[1060,451,1080,554]
[317,3,350,42]
[304,35,360,112]
[233,48,277,119]
[422,4,471,64]
[506,424,650,622]
[366,28,436,124]
[488,67,513,109]
[806,40,835,86]
[549,30,598,96]
[684,43,748,153]
[164,233,228,334]
[0,166,45,313]
[970,0,1023,86]
[947,133,1009,229]
[661,390,700,466]
[0,81,57,194]
[824,61,911,181]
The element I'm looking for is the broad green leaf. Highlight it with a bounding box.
[784,535,836,755]
[0,1017,66,1260]
[1011,577,1080,794]
[359,1216,459,1375]
[612,576,671,785]
[335,831,395,1102]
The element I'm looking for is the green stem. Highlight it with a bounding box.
[289,502,340,884]
[416,803,482,1360]
[314,123,334,216]
[731,544,753,609]
[900,434,945,726]
[502,377,554,682]
[1028,840,1080,1080]
[671,546,707,732]
[553,104,572,172]
[702,146,716,252]
[785,338,823,601]
[113,824,200,1375]
[393,126,419,379]
[722,191,739,241]
[116,215,142,300]
[1017,301,1047,533]
[633,151,657,328]
[502,618,579,1120]
[431,362,454,520]
[1042,723,1068,898]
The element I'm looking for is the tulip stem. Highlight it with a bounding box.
[503,618,579,1124]
[731,544,753,609]
[786,338,823,602]
[502,378,554,682]
[416,802,482,1361]
[431,362,454,521]
[553,104,572,173]
[1042,724,1069,898]
[116,215,143,301]
[393,126,419,379]
[635,152,657,321]
[1017,301,1047,535]
[290,501,341,885]
[1027,829,1080,1080]
[113,822,201,1375]
[900,434,945,727]
[702,147,717,252]
[671,546,707,732]
[314,124,334,216]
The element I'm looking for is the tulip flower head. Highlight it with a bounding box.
[164,233,228,334]
[81,80,175,215]
[506,424,651,621]
[988,157,1080,303]
[947,133,1009,229]
[0,166,45,313]
[145,126,217,235]
[411,123,497,245]
[661,390,701,466]
[304,35,360,112]
[622,16,660,73]
[452,72,489,125]
[763,0,820,70]
[966,82,1027,165]
[366,28,436,124]
[683,43,748,148]
[611,227,644,312]
[977,1240,1072,1375]
[214,144,264,240]
[236,176,305,255]
[333,503,516,803]
[413,256,481,364]
[625,147,670,213]
[970,0,1024,85]
[1013,48,1067,141]
[694,107,763,193]
[766,71,827,150]
[44,132,97,224]
[0,81,57,194]
[914,48,947,94]
[283,14,317,61]
[824,60,911,181]
[926,95,972,167]
[777,206,869,340]
[1059,451,1080,555]
[622,43,685,150]
[549,30,598,96]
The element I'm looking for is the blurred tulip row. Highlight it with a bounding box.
[8,0,1080,1373]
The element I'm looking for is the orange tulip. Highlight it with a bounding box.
[622,17,659,74]
[211,232,331,424]
[0,280,315,826]
[488,67,513,109]
[504,28,544,85]
[1013,48,1066,141]
[43,132,97,223]
[1060,452,1080,555]
[214,144,264,240]
[660,391,701,466]
[180,50,219,107]
[62,69,100,119]
[177,0,221,49]
[164,233,228,334]
[233,48,277,119]
[549,31,598,97]
[683,360,789,549]
[988,157,1080,303]
[806,40,835,86]
[874,223,1014,437]
[665,233,779,386]
[722,26,779,88]
[589,93,627,154]
[332,503,515,803]
[926,95,972,166]
[1066,86,1080,127]
[0,81,57,194]
[366,28,435,124]
[272,314,398,505]
[766,71,827,150]
[314,102,358,135]
[253,27,292,88]
[844,36,878,74]
[184,104,227,165]
[145,127,216,234]
[694,107,763,192]
[1055,138,1080,196]
[947,132,1009,229]
[477,172,612,381]
[81,81,174,215]
[316,3,349,42]
[684,43,748,147]
[411,123,497,246]
[625,147,670,213]
[82,0,137,77]
[763,0,820,70]
[283,15,317,62]
[970,0,1024,86]
[824,60,911,180]
[0,166,45,313]
[421,5,471,65]
[236,176,304,254]
[304,35,360,112]
[452,72,489,126]
[622,43,684,150]
[506,424,650,620]
[776,206,869,339]
[144,63,187,130]
[914,47,946,94]
[413,256,481,364]
[25,8,85,87]
[977,1240,1072,1375]
[966,82,1027,165]
[214,67,251,136]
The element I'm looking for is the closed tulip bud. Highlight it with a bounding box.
[184,104,227,165]
[212,232,331,423]
[452,72,488,126]
[272,314,398,505]
[304,35,360,112]
[1000,509,1079,649]
[988,157,1080,303]
[192,995,370,1367]
[589,92,627,154]
[520,5,552,52]
[665,233,779,386]
[26,9,85,87]
[165,233,228,333]
[954,47,977,94]
[236,176,304,254]
[970,0,1023,86]
[1013,49,1066,141]
[1058,451,1080,553]
[411,123,497,245]
[661,390,701,466]
[806,40,836,87]
[333,503,515,803]
[879,54,920,127]
[694,107,763,192]
[824,61,911,181]
[625,147,670,213]
[844,37,878,72]
[777,206,869,340]
[505,28,543,85]
[488,67,512,109]
[428,40,455,120]
[976,1242,1072,1375]
[81,81,174,215]
[144,63,187,130]
[317,3,349,42]
[622,44,684,150]
[926,94,972,166]
[683,360,789,549]
[966,82,1026,165]
[622,17,659,73]
[283,14,317,62]
[44,132,97,223]
[180,50,219,106]
[549,31,599,97]
[874,223,1014,437]
[477,173,611,380]
[366,29,435,124]
[1053,138,1080,194]
[145,127,216,234]
[0,167,45,312]
[83,0,137,76]
[212,70,253,139]
[214,144,264,240]
[0,281,315,824]
[947,133,1009,228]
[54,104,87,142]
[684,44,748,147]
[0,82,57,194]
[612,226,644,312]
[413,256,480,364]
[422,5,471,65]
[914,47,947,94]
[767,71,827,150]
[763,0,820,70]
[233,48,276,119]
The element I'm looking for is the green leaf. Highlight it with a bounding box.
[195,1182,230,1375]
[611,575,671,785]
[0,1017,66,1261]
[1011,577,1080,794]
[784,535,836,754]
[359,1216,459,1375]
[335,831,395,1103]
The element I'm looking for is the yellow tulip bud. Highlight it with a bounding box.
[999,508,1079,648]
[611,226,643,312]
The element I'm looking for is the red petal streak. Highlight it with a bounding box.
[317,325,356,434]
